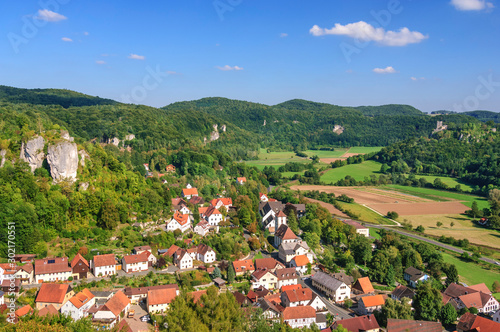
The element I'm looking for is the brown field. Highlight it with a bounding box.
[403,214,500,249]
[304,197,349,218]
[368,202,470,216]
[320,157,346,164]
[342,153,363,158]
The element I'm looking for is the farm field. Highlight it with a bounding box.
[245,148,323,170]
[321,161,381,183]
[334,201,390,224]
[347,147,383,154]
[441,252,500,289]
[303,149,348,158]
[403,214,500,249]
[303,197,349,218]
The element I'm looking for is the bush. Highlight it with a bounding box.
[387,211,399,219]
[415,225,425,233]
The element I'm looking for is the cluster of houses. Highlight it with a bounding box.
[158,243,217,270]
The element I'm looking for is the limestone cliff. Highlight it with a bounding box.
[79,150,89,167]
[0,149,6,168]
[47,141,79,182]
[19,136,45,173]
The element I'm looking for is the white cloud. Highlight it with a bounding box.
[83,31,89,36]
[35,9,67,22]
[309,21,428,46]
[373,66,398,74]
[216,65,244,71]
[128,54,145,60]
[411,77,418,81]
[411,76,426,81]
[450,0,494,11]
[96,60,106,65]
[280,33,288,38]
[61,37,73,42]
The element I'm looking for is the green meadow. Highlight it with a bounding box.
[442,252,500,289]
[321,160,382,183]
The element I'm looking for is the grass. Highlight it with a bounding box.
[369,228,381,239]
[321,160,382,183]
[409,175,475,192]
[335,201,391,224]
[347,147,383,154]
[303,149,348,158]
[441,252,500,289]
[254,251,264,259]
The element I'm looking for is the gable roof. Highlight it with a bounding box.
[196,243,214,255]
[36,283,71,304]
[34,257,71,275]
[124,284,178,297]
[93,254,116,267]
[282,306,316,320]
[252,268,273,280]
[101,291,130,316]
[15,304,33,318]
[133,245,151,252]
[275,224,297,240]
[443,283,471,298]
[37,304,59,317]
[353,277,374,294]
[204,205,222,217]
[182,188,198,196]
[211,197,232,207]
[70,253,89,268]
[258,298,281,314]
[311,271,345,291]
[163,245,180,258]
[188,290,207,304]
[343,219,368,230]
[283,288,313,303]
[387,318,442,332]
[233,291,249,306]
[467,283,491,294]
[123,251,149,265]
[332,272,354,286]
[458,312,500,332]
[391,285,415,300]
[459,292,492,309]
[404,267,426,281]
[275,268,297,281]
[281,284,303,292]
[69,288,95,309]
[255,258,284,270]
[16,264,34,274]
[148,288,177,306]
[189,196,205,205]
[361,295,385,308]
[332,315,380,332]
[291,255,309,267]
[276,210,287,217]
[172,211,190,226]
[232,259,255,273]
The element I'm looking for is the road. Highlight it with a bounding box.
[299,276,352,320]
[367,223,499,265]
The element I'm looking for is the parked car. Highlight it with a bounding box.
[141,315,150,322]
[127,310,135,318]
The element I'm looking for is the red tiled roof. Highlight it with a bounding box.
[252,268,273,280]
[93,254,116,267]
[343,219,368,230]
[123,251,149,265]
[16,264,33,274]
[188,290,207,304]
[237,177,247,182]
[15,304,33,317]
[387,318,442,332]
[255,258,284,270]
[115,319,133,332]
[36,283,71,304]
[459,292,491,309]
[283,288,313,303]
[276,210,287,217]
[282,306,316,320]
[292,255,310,267]
[148,288,177,306]
[205,206,221,217]
[134,245,152,252]
[34,257,71,275]
[172,211,189,226]
[467,283,491,294]
[281,284,303,292]
[163,245,180,258]
[197,243,214,255]
[233,259,255,273]
[182,188,198,196]
[458,312,500,332]
[102,291,130,317]
[275,224,297,240]
[124,284,178,297]
[37,304,59,317]
[70,253,89,269]
[353,277,374,294]
[69,288,94,309]
[332,315,380,332]
[361,295,385,308]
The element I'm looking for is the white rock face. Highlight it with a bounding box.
[0,149,6,168]
[221,125,226,132]
[332,125,344,135]
[210,131,220,141]
[47,141,79,182]
[125,134,135,141]
[20,136,45,173]
[79,182,89,191]
[61,130,74,142]
[108,137,120,146]
[79,150,89,167]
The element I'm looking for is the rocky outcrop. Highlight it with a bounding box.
[0,149,6,168]
[209,124,220,141]
[79,150,89,167]
[221,125,226,132]
[125,134,135,141]
[332,125,344,135]
[47,141,79,182]
[61,131,74,142]
[79,182,89,191]
[20,136,45,173]
[107,137,120,146]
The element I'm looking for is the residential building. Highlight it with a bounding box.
[357,295,386,315]
[259,193,269,202]
[457,312,500,332]
[310,271,350,303]
[275,268,298,289]
[352,277,375,295]
[124,284,179,304]
[37,304,59,317]
[492,309,500,323]
[342,220,370,237]
[290,255,310,274]
[173,249,193,270]
[331,315,380,332]
[189,196,205,206]
[285,203,306,219]
[391,285,415,303]
[14,254,36,263]
[181,188,198,199]
[274,224,298,247]
[443,282,499,313]
[282,306,317,329]
[279,241,313,264]
[92,254,117,277]
[387,318,442,332]
[256,298,281,321]
[281,287,314,307]
[255,258,285,272]
[403,267,429,288]
[210,198,233,210]
[259,201,285,233]
[166,211,191,233]
[233,291,251,306]
[70,253,89,280]
[233,259,255,276]
[201,206,223,226]
[143,251,157,267]
[93,291,131,329]
[165,164,176,172]
[171,198,191,215]
[35,283,74,310]
[122,252,149,273]
[194,220,210,236]
[195,244,216,264]
[251,268,278,290]
[14,264,34,285]
[147,288,178,314]
[331,272,354,288]
[236,177,246,185]
[34,257,72,283]
[60,288,95,321]
[133,246,152,255]
[15,305,33,320]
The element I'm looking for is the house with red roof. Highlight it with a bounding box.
[194,219,210,237]
[233,259,255,276]
[173,249,193,270]
[124,284,179,304]
[91,254,117,277]
[342,219,370,237]
[60,288,95,320]
[122,252,149,273]
[201,206,223,226]
[171,197,191,215]
[255,258,285,272]
[15,304,33,321]
[290,255,310,274]
[166,211,192,233]
[14,264,34,285]
[147,288,178,314]
[274,224,298,247]
[93,291,131,329]
[210,197,233,210]
[35,283,75,310]
[236,177,247,185]
[352,277,375,295]
[331,314,380,332]
[275,267,298,289]
[443,282,499,314]
[457,312,500,332]
[259,193,269,202]
[165,164,176,173]
[252,268,278,290]
[181,187,199,199]
[70,253,89,280]
[34,257,72,283]
[387,318,442,332]
[357,295,386,315]
[282,306,318,329]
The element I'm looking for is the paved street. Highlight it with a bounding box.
[299,276,352,320]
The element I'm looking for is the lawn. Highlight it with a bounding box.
[441,252,500,290]
[385,185,489,209]
[321,160,382,183]
[408,175,475,192]
[303,149,348,158]
[369,228,381,239]
[347,147,383,154]
[254,251,264,259]
[335,201,392,225]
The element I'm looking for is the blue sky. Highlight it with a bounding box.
[1,0,500,112]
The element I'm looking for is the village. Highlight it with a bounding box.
[2,170,500,332]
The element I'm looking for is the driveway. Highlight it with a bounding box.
[299,277,352,320]
[124,303,151,332]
